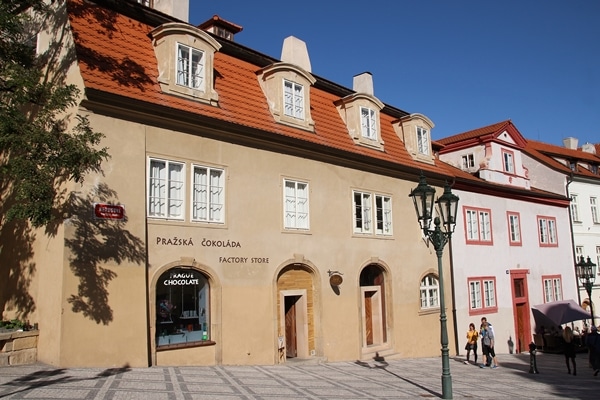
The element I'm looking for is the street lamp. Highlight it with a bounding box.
[576,255,597,327]
[409,173,459,400]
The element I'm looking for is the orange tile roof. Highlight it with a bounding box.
[66,0,456,178]
[64,0,578,200]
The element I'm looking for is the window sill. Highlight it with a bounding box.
[156,340,215,352]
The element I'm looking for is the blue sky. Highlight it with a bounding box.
[189,1,599,147]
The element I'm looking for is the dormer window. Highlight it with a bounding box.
[150,23,221,106]
[361,107,377,140]
[417,126,429,155]
[502,149,515,173]
[283,80,304,120]
[177,44,204,90]
[462,154,475,169]
[569,161,577,171]
[394,113,435,164]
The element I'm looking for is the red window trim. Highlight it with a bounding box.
[537,215,559,247]
[541,274,563,303]
[463,206,494,246]
[468,276,498,316]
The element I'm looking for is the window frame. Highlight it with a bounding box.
[353,190,393,236]
[155,267,212,350]
[542,275,563,303]
[283,79,305,120]
[416,126,430,155]
[571,194,581,222]
[507,211,522,246]
[591,196,598,224]
[461,153,475,169]
[463,206,493,245]
[176,43,205,91]
[468,276,498,315]
[502,149,515,174]
[360,106,377,141]
[420,274,439,310]
[148,158,185,220]
[283,178,310,231]
[537,215,558,247]
[191,164,225,224]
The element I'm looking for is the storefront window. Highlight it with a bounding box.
[156,268,209,347]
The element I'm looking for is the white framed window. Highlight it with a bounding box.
[469,277,497,312]
[375,195,392,235]
[576,245,584,259]
[596,246,600,270]
[464,207,492,244]
[543,275,562,302]
[507,212,521,245]
[591,197,598,224]
[191,165,225,223]
[176,44,204,90]
[538,216,558,247]
[283,80,304,120]
[283,179,309,230]
[502,149,515,174]
[353,191,393,236]
[360,107,377,140]
[571,194,581,222]
[462,154,475,169]
[420,274,439,309]
[353,191,372,234]
[148,158,185,219]
[416,126,429,155]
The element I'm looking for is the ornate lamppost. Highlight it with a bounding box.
[409,173,459,400]
[576,255,597,327]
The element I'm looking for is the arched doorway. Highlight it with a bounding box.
[360,264,387,349]
[277,264,314,360]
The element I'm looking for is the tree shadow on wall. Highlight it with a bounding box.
[64,183,145,325]
[0,216,36,321]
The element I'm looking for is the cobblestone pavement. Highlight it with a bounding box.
[0,352,598,399]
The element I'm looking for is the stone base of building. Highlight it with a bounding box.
[0,330,39,366]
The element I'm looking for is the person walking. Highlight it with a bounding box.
[562,326,577,375]
[464,323,479,365]
[480,320,498,369]
[586,325,600,376]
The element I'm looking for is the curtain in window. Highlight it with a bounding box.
[177,44,188,86]
[293,83,303,119]
[467,210,478,240]
[470,281,481,309]
[479,212,491,240]
[149,160,166,216]
[193,167,208,220]
[553,279,562,301]
[361,108,376,140]
[296,182,308,229]
[284,180,296,227]
[209,169,223,221]
[484,280,495,307]
[361,193,371,231]
[191,49,204,89]
[168,163,183,218]
[283,81,294,117]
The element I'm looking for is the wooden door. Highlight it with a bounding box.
[285,296,298,358]
[361,286,383,347]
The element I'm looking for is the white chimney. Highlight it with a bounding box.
[152,0,189,22]
[563,137,578,150]
[353,72,374,96]
[281,36,311,73]
[581,142,597,154]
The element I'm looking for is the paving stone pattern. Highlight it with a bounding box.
[0,353,598,399]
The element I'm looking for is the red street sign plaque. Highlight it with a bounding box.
[94,203,125,220]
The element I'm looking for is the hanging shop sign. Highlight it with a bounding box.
[94,203,125,220]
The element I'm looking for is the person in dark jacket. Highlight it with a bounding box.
[586,325,600,376]
[562,326,576,375]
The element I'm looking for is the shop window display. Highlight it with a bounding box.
[156,268,209,347]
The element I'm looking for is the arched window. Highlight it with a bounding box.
[156,268,210,347]
[420,274,439,309]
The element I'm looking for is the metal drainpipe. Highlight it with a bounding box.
[566,173,582,306]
